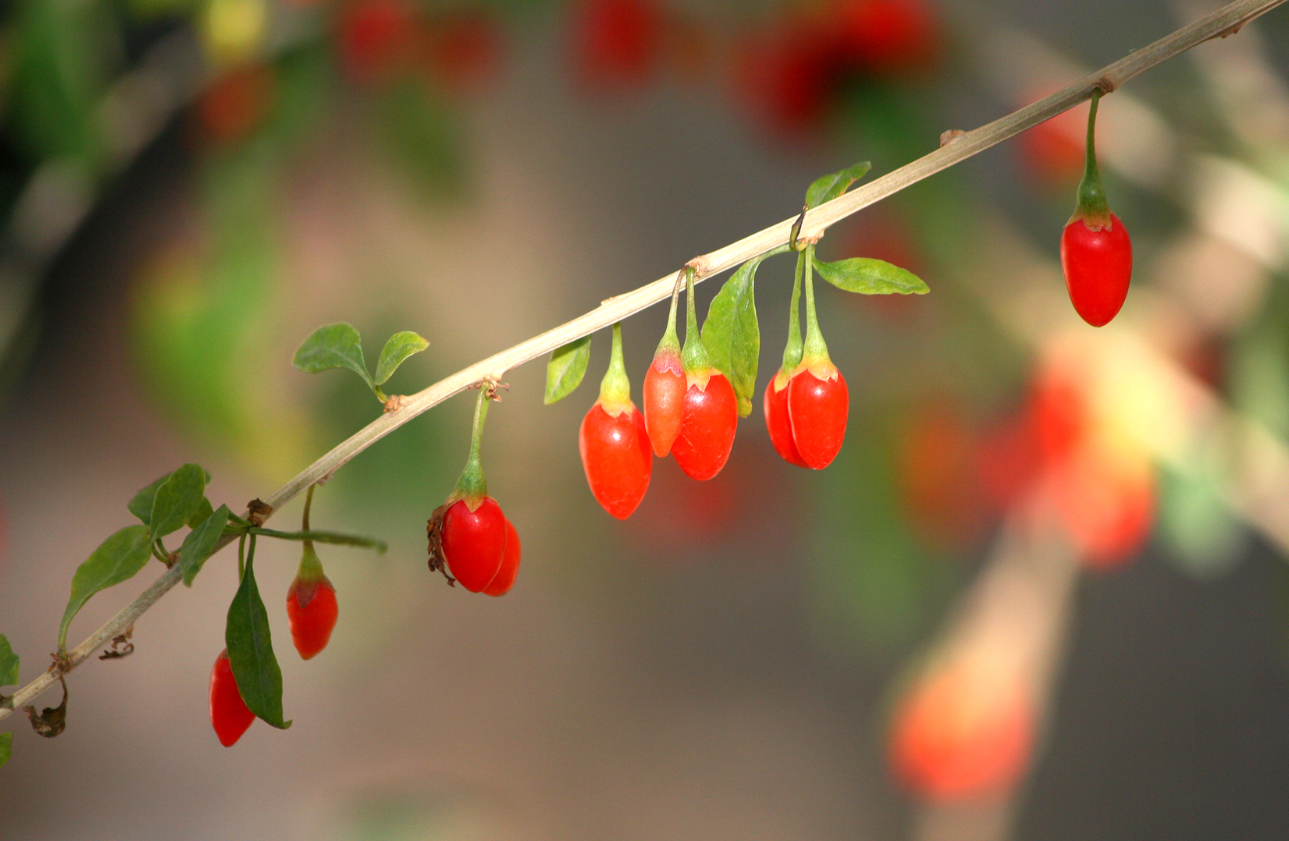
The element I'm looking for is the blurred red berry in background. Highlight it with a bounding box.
[570,0,664,92]
[195,62,276,147]
[338,0,417,82]
[420,9,504,98]
[833,0,940,76]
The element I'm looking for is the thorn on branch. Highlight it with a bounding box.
[247,499,273,527]
[23,676,68,738]
[790,205,809,251]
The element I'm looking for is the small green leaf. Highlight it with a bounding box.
[225,555,290,729]
[292,322,374,388]
[0,634,18,689]
[544,336,591,405]
[373,331,429,385]
[813,257,929,296]
[127,467,212,525]
[188,496,214,530]
[149,464,208,538]
[180,505,232,587]
[805,161,872,209]
[59,525,153,650]
[702,251,781,417]
[0,732,11,767]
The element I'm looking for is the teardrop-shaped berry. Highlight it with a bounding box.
[672,372,738,481]
[643,353,686,457]
[286,575,338,660]
[441,497,508,592]
[484,518,522,596]
[210,649,255,747]
[763,377,807,467]
[1060,214,1132,327]
[580,402,653,518]
[787,365,849,469]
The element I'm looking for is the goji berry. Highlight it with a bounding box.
[784,247,849,469]
[643,282,686,457]
[670,269,738,480]
[1061,90,1131,327]
[581,323,653,518]
[483,518,522,597]
[286,543,338,660]
[210,649,255,747]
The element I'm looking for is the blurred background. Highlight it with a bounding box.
[2,0,1289,838]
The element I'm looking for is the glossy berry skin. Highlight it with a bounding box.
[441,497,508,593]
[763,378,807,467]
[580,402,653,519]
[643,355,686,457]
[286,576,338,660]
[787,366,849,470]
[1060,214,1132,327]
[484,519,522,597]
[671,373,738,481]
[210,649,255,747]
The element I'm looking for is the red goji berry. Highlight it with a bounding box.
[210,649,255,747]
[763,375,807,467]
[286,543,337,660]
[787,362,849,470]
[670,269,738,481]
[483,518,522,597]
[643,284,686,457]
[581,324,653,517]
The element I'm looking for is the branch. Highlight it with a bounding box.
[1,0,1283,724]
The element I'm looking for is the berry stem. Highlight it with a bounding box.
[680,267,713,374]
[453,385,491,505]
[801,244,830,363]
[654,274,682,357]
[778,252,805,383]
[599,322,631,406]
[1073,90,1111,226]
[237,532,246,582]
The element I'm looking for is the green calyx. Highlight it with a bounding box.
[451,385,491,508]
[776,251,807,389]
[598,322,633,412]
[295,541,326,583]
[1071,90,1112,229]
[680,267,713,377]
[799,244,831,367]
[655,273,683,359]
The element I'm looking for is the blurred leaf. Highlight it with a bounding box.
[0,732,10,768]
[703,249,785,417]
[225,554,290,729]
[293,322,374,387]
[0,634,17,689]
[1159,464,1245,579]
[813,257,928,295]
[59,526,153,650]
[128,468,213,525]
[374,331,429,386]
[805,162,872,209]
[181,505,232,587]
[378,82,464,199]
[545,336,591,405]
[149,464,208,538]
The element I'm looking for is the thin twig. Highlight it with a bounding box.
[0,0,1283,724]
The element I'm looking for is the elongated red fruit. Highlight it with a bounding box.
[581,403,653,518]
[484,519,522,596]
[672,373,738,481]
[644,354,685,457]
[1061,215,1131,327]
[210,649,255,747]
[787,363,849,470]
[764,376,807,467]
[286,548,338,660]
[441,497,508,592]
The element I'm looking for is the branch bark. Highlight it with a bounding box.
[2,0,1284,724]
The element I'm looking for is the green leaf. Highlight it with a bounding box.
[180,505,232,587]
[544,336,591,405]
[59,525,153,650]
[225,556,291,729]
[373,331,429,385]
[813,257,929,296]
[805,162,872,209]
[127,467,212,526]
[292,322,374,388]
[0,732,10,767]
[0,634,17,689]
[189,496,215,530]
[702,252,780,417]
[149,464,208,539]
